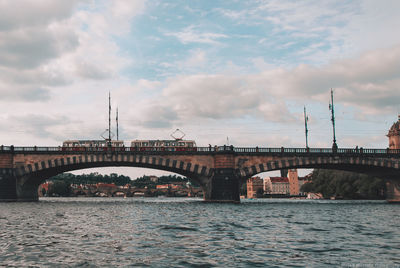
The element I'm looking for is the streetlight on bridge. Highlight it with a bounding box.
[304,106,309,149]
[329,89,338,152]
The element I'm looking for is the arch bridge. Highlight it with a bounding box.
[1,145,400,202]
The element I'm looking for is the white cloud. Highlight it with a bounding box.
[120,73,294,129]
[0,26,79,69]
[251,57,275,71]
[0,0,146,103]
[164,25,228,45]
[161,49,209,75]
[163,74,259,118]
[0,0,78,31]
[216,1,400,66]
[245,44,400,114]
[132,44,400,129]
[183,50,207,68]
[0,84,50,102]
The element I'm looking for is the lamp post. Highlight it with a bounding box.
[116,107,119,141]
[304,106,309,149]
[329,89,338,152]
[108,92,112,147]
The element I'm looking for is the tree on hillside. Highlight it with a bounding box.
[49,172,131,185]
[47,180,71,197]
[300,169,386,199]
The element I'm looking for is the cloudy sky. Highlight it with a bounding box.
[1,0,400,178]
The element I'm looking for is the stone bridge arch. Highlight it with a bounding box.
[237,155,400,180]
[14,153,213,201]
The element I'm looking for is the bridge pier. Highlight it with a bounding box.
[203,168,240,203]
[386,179,400,203]
[0,169,17,201]
[15,175,40,201]
[0,169,39,201]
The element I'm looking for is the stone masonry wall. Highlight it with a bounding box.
[0,154,13,168]
[214,154,235,168]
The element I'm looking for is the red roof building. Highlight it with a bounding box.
[264,176,290,195]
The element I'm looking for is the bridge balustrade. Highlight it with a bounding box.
[1,145,400,155]
[13,147,35,152]
[37,147,51,151]
[308,148,328,153]
[196,147,215,152]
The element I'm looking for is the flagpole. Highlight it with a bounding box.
[116,107,119,141]
[304,106,309,149]
[108,92,111,147]
[329,89,338,152]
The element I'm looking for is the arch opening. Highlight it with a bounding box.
[20,161,207,200]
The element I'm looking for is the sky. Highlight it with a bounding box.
[1,0,400,179]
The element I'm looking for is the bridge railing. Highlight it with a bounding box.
[1,145,400,155]
[11,146,62,152]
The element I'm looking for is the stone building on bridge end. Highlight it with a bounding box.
[386,115,400,202]
[388,115,400,149]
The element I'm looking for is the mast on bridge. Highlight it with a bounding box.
[304,106,309,149]
[108,92,111,146]
[329,89,338,152]
[101,92,114,147]
[116,107,119,141]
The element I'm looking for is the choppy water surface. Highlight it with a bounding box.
[1,198,399,267]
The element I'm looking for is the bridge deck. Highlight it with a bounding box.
[1,145,399,157]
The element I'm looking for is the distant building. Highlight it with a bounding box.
[122,184,131,189]
[265,177,290,195]
[96,183,117,193]
[247,177,263,198]
[156,184,170,189]
[387,115,400,202]
[387,115,400,149]
[263,177,271,193]
[288,169,299,196]
[149,176,159,183]
[96,183,116,188]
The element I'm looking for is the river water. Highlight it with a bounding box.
[0,198,399,267]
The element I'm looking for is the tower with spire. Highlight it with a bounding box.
[387,115,400,149]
